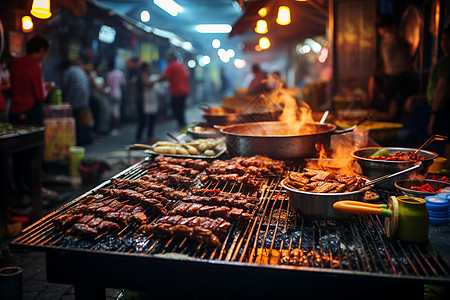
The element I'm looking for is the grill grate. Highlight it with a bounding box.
[11,158,450,282]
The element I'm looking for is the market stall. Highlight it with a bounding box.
[10,152,450,299]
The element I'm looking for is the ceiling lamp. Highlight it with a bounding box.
[255,20,268,34]
[276,6,291,25]
[212,39,221,48]
[154,0,182,17]
[259,37,271,50]
[140,10,150,22]
[22,16,34,33]
[30,0,52,19]
[258,7,267,17]
[196,24,232,33]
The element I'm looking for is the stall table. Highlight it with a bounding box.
[0,126,45,238]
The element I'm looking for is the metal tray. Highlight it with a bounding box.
[144,146,226,159]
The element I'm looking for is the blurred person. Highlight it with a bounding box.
[0,54,10,121]
[86,62,110,135]
[106,61,125,135]
[61,59,93,145]
[160,51,190,129]
[267,71,285,90]
[247,64,269,95]
[405,25,450,166]
[363,14,418,122]
[9,35,57,205]
[135,62,158,143]
[219,67,231,97]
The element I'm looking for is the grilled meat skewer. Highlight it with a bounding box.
[169,202,252,222]
[138,223,222,247]
[156,215,231,235]
[96,188,167,214]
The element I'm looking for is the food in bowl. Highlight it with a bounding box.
[395,179,450,198]
[283,169,367,193]
[364,149,425,161]
[351,147,438,190]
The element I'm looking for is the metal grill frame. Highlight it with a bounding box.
[11,158,450,299]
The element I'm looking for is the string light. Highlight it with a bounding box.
[22,16,34,33]
[259,37,271,49]
[276,6,291,25]
[255,20,268,34]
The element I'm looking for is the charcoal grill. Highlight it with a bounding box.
[11,157,450,299]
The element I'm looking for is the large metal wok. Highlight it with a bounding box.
[218,121,355,160]
[199,105,282,126]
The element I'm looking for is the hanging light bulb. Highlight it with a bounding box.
[259,37,271,50]
[22,16,34,33]
[258,7,267,17]
[30,0,52,19]
[255,20,268,34]
[276,6,290,25]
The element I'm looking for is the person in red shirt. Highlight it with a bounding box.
[161,51,190,129]
[9,35,54,125]
[8,35,57,209]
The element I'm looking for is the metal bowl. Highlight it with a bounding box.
[352,147,438,190]
[187,126,220,139]
[281,178,368,219]
[395,179,450,198]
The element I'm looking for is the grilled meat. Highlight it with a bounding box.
[156,215,231,235]
[190,188,258,203]
[181,195,255,210]
[153,155,211,171]
[96,188,167,214]
[169,202,252,222]
[284,170,366,193]
[138,223,222,247]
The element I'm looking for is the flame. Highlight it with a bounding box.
[268,89,314,134]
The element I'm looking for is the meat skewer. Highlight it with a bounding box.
[190,188,258,203]
[181,195,256,210]
[156,215,231,236]
[169,202,253,222]
[96,188,167,214]
[138,223,222,247]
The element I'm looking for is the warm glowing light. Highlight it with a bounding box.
[259,37,271,49]
[30,0,52,19]
[196,24,232,33]
[258,7,267,17]
[212,39,220,48]
[255,20,268,34]
[140,10,150,22]
[318,47,329,63]
[255,45,262,52]
[22,16,34,33]
[154,0,182,16]
[276,6,291,25]
[234,59,246,69]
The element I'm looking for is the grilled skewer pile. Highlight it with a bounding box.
[51,154,287,247]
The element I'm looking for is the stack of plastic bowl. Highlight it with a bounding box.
[425,193,449,225]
